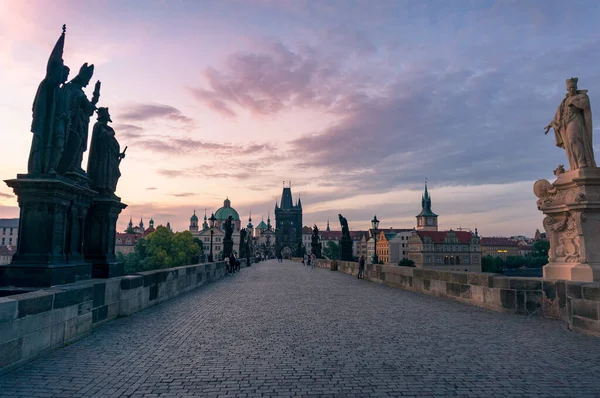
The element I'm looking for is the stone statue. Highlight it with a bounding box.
[57,63,100,175]
[224,215,234,241]
[239,228,247,258]
[28,25,69,174]
[87,108,126,195]
[311,224,322,258]
[544,77,596,170]
[338,214,350,239]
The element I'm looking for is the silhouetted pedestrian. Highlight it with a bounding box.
[357,255,365,279]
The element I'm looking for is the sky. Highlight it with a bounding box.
[1,0,599,237]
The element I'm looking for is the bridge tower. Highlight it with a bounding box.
[275,181,302,257]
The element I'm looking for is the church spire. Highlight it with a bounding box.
[326,218,330,232]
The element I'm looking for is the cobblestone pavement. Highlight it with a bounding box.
[2,260,600,397]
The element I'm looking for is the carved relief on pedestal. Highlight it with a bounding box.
[534,179,585,209]
[543,212,580,263]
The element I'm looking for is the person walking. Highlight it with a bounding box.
[303,253,308,266]
[230,253,237,274]
[311,253,316,270]
[225,255,231,275]
[357,255,365,279]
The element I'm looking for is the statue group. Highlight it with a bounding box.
[28,25,125,194]
[1,26,128,287]
[535,77,600,282]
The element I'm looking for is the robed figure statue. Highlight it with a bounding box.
[339,214,350,239]
[87,108,126,195]
[545,77,596,171]
[57,63,100,175]
[224,215,234,241]
[29,25,70,174]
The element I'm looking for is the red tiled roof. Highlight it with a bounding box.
[320,231,342,240]
[416,230,473,244]
[116,233,143,245]
[302,226,312,234]
[480,237,519,247]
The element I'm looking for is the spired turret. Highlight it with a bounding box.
[416,181,438,231]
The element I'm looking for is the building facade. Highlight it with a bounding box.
[0,218,19,248]
[407,183,481,272]
[480,237,520,260]
[275,184,302,257]
[189,199,244,260]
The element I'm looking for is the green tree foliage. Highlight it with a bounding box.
[398,258,416,267]
[481,240,549,273]
[532,240,550,257]
[120,226,201,274]
[322,240,340,260]
[125,227,135,234]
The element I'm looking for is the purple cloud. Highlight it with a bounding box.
[118,103,195,125]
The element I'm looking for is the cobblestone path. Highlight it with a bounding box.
[1,260,600,397]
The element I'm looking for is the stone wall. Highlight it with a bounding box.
[0,260,246,374]
[292,258,600,338]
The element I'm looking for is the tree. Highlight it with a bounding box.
[481,255,502,273]
[119,226,202,274]
[398,258,415,267]
[125,227,135,234]
[322,240,340,260]
[532,240,550,257]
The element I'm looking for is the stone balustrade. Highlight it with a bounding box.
[0,260,249,374]
[292,258,600,337]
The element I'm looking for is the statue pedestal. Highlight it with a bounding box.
[534,167,600,282]
[84,195,127,278]
[223,239,233,258]
[1,175,95,287]
[340,237,354,261]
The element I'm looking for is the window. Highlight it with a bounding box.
[126,239,131,244]
[2,228,4,234]
[9,228,13,236]
[435,256,442,263]
[9,238,12,245]
[116,239,122,244]
[1,238,4,245]
[463,256,470,264]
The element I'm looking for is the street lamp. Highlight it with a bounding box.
[371,215,380,264]
[208,213,216,262]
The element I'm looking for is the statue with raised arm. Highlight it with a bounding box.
[87,108,126,195]
[57,63,100,175]
[28,25,68,174]
[544,77,596,171]
[338,214,350,239]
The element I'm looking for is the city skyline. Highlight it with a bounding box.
[1,1,599,236]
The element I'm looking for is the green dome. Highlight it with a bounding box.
[214,198,240,221]
[256,220,268,230]
[190,210,198,221]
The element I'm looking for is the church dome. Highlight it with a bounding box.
[256,220,268,230]
[214,198,240,221]
[190,210,198,222]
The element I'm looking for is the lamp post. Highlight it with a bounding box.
[371,215,380,264]
[208,213,216,262]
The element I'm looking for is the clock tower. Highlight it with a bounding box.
[416,181,438,231]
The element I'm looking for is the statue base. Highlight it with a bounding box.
[534,167,600,282]
[1,174,96,287]
[340,237,354,261]
[223,240,234,257]
[84,195,127,278]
